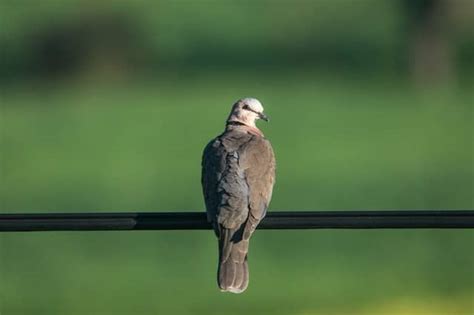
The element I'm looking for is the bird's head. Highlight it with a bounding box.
[227,98,269,128]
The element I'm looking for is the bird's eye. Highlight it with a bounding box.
[242,104,250,110]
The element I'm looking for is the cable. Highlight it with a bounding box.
[1,210,473,231]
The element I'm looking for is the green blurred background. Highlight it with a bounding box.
[1,1,473,314]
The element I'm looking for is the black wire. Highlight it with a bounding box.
[1,211,473,232]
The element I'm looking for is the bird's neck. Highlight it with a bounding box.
[226,121,264,137]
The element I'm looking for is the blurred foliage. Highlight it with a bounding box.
[1,0,473,83]
[1,1,473,315]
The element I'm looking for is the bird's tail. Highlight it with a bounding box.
[218,229,249,294]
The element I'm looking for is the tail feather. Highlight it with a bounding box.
[217,229,249,294]
[218,256,248,293]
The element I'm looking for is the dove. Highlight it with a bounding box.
[201,98,276,293]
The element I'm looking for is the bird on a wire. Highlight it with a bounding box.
[201,98,276,293]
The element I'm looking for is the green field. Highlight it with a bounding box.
[1,72,473,314]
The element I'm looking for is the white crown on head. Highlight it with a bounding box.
[241,98,264,112]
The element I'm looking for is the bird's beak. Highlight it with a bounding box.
[259,112,269,122]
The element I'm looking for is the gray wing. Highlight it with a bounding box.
[201,138,221,232]
[201,133,252,236]
[238,136,276,239]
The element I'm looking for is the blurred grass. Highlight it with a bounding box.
[1,72,473,314]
